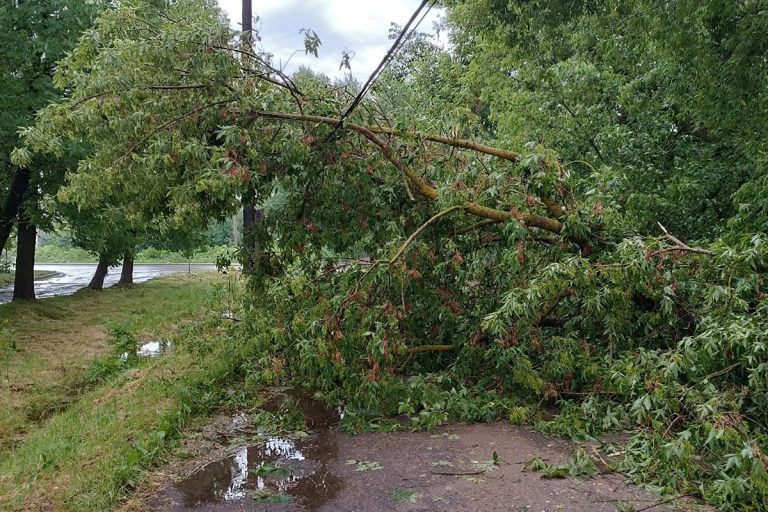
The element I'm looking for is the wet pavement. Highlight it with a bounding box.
[145,390,695,512]
[0,263,216,304]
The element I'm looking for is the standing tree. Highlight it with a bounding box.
[0,0,101,299]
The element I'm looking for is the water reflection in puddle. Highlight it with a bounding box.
[138,340,172,356]
[173,390,343,510]
[120,340,172,361]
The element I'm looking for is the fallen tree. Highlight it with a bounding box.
[13,1,768,508]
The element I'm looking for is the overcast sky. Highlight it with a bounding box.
[216,0,444,81]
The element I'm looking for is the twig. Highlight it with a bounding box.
[389,205,464,264]
[431,468,486,476]
[68,90,115,110]
[405,344,455,355]
[455,219,502,235]
[655,223,714,256]
[704,362,740,381]
[211,44,304,98]
[146,84,209,91]
[662,414,685,439]
[634,492,697,511]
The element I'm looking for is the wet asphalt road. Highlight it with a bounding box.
[0,263,216,304]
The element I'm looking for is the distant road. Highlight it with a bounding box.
[0,263,217,304]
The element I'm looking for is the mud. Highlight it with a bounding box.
[144,389,703,512]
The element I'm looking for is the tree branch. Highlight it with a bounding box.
[535,288,575,325]
[389,205,464,264]
[122,99,236,158]
[249,110,564,234]
[654,223,715,256]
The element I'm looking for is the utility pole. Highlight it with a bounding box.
[232,213,239,246]
[241,0,256,272]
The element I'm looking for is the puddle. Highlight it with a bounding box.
[172,389,343,510]
[138,340,172,357]
[120,340,172,361]
[221,310,241,322]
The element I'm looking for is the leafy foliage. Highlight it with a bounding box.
[523,447,598,479]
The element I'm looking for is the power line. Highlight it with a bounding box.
[328,0,435,137]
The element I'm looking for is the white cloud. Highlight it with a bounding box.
[321,0,419,39]
[216,0,443,80]
[217,0,302,26]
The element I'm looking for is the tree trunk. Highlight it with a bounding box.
[0,168,30,253]
[88,253,110,290]
[117,250,134,285]
[12,212,36,301]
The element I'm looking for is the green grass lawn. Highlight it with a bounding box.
[0,271,241,511]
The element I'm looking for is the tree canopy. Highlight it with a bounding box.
[1,0,103,239]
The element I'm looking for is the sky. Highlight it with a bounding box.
[216,0,444,81]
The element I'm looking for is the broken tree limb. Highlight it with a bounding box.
[368,125,567,219]
[250,110,564,234]
[368,125,522,162]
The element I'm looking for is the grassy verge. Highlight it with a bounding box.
[0,272,224,451]
[0,348,222,511]
[0,270,56,286]
[0,271,241,511]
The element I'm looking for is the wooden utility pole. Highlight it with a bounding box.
[232,213,239,246]
[241,0,256,272]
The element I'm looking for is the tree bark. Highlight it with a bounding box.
[88,253,110,290]
[0,168,30,253]
[12,212,36,301]
[117,250,134,285]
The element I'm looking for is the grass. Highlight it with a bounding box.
[0,272,224,451]
[0,350,213,511]
[0,270,242,511]
[0,270,56,286]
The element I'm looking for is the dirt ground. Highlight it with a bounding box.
[136,392,703,512]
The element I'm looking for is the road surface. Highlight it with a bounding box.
[0,263,216,304]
